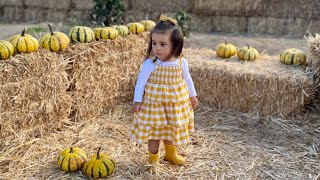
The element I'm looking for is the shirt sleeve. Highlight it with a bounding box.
[133,59,155,102]
[182,58,197,97]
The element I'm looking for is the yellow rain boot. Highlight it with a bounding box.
[148,150,159,174]
[149,150,159,164]
[164,144,185,165]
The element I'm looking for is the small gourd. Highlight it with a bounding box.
[68,26,95,43]
[280,48,306,65]
[216,39,237,58]
[237,44,259,61]
[128,22,144,34]
[83,147,115,179]
[40,23,70,52]
[93,27,118,40]
[112,25,129,36]
[0,40,14,60]
[57,147,88,172]
[9,28,39,53]
[140,20,156,31]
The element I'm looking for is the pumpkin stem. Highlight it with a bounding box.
[224,39,228,45]
[47,23,54,36]
[69,147,74,153]
[101,22,105,27]
[97,147,102,160]
[21,28,26,36]
[146,13,149,20]
[247,43,250,49]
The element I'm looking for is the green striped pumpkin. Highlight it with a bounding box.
[40,23,70,52]
[93,27,118,40]
[57,147,88,172]
[216,40,236,58]
[68,26,95,43]
[128,22,144,34]
[280,48,306,65]
[112,25,129,36]
[0,40,14,60]
[83,147,115,178]
[9,28,39,53]
[237,44,259,61]
[140,20,156,31]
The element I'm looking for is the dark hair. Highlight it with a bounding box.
[145,20,184,62]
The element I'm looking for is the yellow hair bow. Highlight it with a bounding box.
[159,14,178,25]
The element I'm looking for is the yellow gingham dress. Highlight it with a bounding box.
[131,58,194,145]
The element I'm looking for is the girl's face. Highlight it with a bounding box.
[151,31,173,61]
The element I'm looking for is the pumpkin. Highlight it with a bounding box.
[237,44,259,61]
[40,23,70,52]
[216,40,236,58]
[112,25,129,36]
[93,27,118,40]
[140,20,156,31]
[9,28,39,53]
[68,26,95,43]
[128,22,144,34]
[280,48,306,65]
[0,40,14,60]
[57,147,88,172]
[83,147,115,179]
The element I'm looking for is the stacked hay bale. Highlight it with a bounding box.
[184,48,314,116]
[0,32,149,141]
[62,33,148,120]
[0,50,72,141]
[306,34,320,108]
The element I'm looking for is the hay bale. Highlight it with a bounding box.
[306,34,320,109]
[71,0,94,10]
[0,50,72,140]
[2,0,24,6]
[69,10,92,22]
[24,0,70,9]
[61,33,148,120]
[193,0,245,16]
[184,48,314,116]
[1,6,24,22]
[248,17,310,36]
[0,32,149,140]
[128,0,193,14]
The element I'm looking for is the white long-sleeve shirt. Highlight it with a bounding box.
[133,58,197,102]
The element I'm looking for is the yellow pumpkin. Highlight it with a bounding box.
[140,20,156,31]
[0,40,14,60]
[128,22,144,34]
[112,25,129,36]
[9,28,39,53]
[216,40,237,58]
[280,48,306,65]
[237,44,259,61]
[83,147,115,179]
[40,23,70,52]
[69,26,95,43]
[93,27,118,40]
[57,147,88,172]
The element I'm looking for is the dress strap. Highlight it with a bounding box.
[179,55,183,66]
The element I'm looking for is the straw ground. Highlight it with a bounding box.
[1,103,319,179]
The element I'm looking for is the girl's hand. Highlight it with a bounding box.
[133,102,142,112]
[190,97,199,109]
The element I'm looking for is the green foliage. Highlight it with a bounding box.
[25,26,47,33]
[91,0,125,26]
[176,10,191,38]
